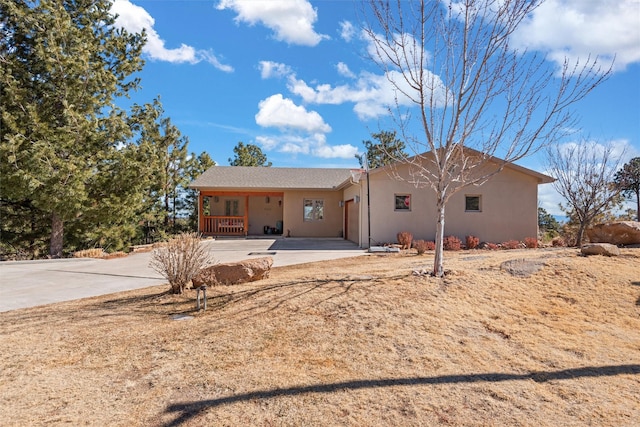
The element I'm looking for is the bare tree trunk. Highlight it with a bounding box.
[575,222,587,247]
[433,199,445,277]
[50,213,63,258]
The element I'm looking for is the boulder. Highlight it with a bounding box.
[586,221,640,246]
[581,243,620,257]
[193,257,273,286]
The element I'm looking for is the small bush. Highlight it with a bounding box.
[413,240,434,255]
[443,235,462,251]
[551,236,566,247]
[501,240,521,250]
[149,233,213,294]
[397,231,413,250]
[73,248,106,259]
[485,242,499,250]
[465,235,480,250]
[524,237,539,248]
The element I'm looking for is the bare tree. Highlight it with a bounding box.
[546,141,625,247]
[362,0,610,276]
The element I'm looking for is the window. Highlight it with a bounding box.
[465,195,481,212]
[303,199,324,221]
[225,199,239,216]
[394,194,411,211]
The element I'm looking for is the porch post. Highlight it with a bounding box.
[244,195,249,236]
[198,192,203,234]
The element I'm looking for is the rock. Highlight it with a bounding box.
[580,243,620,257]
[193,256,273,286]
[586,221,640,246]
[500,259,546,277]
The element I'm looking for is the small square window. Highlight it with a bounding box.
[465,195,481,212]
[303,199,324,221]
[394,194,411,211]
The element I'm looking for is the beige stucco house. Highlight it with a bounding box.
[189,154,554,247]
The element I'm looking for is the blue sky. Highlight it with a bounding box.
[109,0,640,215]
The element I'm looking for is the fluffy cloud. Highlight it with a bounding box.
[217,0,328,46]
[111,0,233,71]
[255,94,331,133]
[511,0,640,72]
[256,134,358,159]
[336,62,355,78]
[339,20,356,42]
[288,70,448,120]
[259,61,293,79]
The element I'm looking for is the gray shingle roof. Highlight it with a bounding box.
[189,166,354,190]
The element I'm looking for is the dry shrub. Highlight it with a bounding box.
[485,242,499,250]
[524,237,539,248]
[397,232,413,250]
[412,240,434,255]
[443,235,462,251]
[73,248,106,259]
[103,251,128,259]
[552,236,566,247]
[501,240,521,250]
[149,233,213,294]
[465,235,480,249]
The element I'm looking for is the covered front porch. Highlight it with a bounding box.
[198,191,284,237]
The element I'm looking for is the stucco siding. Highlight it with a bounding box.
[282,190,344,238]
[364,164,541,245]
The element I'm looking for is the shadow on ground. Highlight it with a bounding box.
[163,364,640,426]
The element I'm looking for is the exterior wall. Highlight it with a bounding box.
[282,190,344,238]
[366,164,541,245]
[247,195,284,235]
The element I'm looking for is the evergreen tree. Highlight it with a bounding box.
[360,130,407,169]
[0,0,145,257]
[614,157,640,221]
[129,99,189,240]
[183,152,216,230]
[228,142,272,167]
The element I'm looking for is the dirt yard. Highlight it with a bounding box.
[1,248,639,426]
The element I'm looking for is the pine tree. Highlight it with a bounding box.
[229,142,272,167]
[0,0,145,257]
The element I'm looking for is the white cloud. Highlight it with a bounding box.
[339,20,355,42]
[217,0,328,46]
[511,0,640,72]
[288,70,448,120]
[256,134,358,159]
[336,62,355,78]
[259,61,292,79]
[255,94,331,133]
[111,0,233,71]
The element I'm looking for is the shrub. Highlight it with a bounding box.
[465,235,480,250]
[397,231,413,250]
[501,240,521,250]
[149,233,213,294]
[485,242,499,250]
[73,248,106,258]
[551,236,566,247]
[443,235,462,251]
[413,240,434,255]
[523,237,539,248]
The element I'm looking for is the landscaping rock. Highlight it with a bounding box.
[500,259,545,277]
[586,221,640,246]
[580,243,620,257]
[193,257,273,286]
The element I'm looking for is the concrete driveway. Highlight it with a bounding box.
[0,238,365,312]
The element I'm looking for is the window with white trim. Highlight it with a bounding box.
[303,199,324,221]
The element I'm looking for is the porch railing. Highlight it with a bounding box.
[202,216,246,235]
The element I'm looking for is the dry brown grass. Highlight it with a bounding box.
[1,248,639,426]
